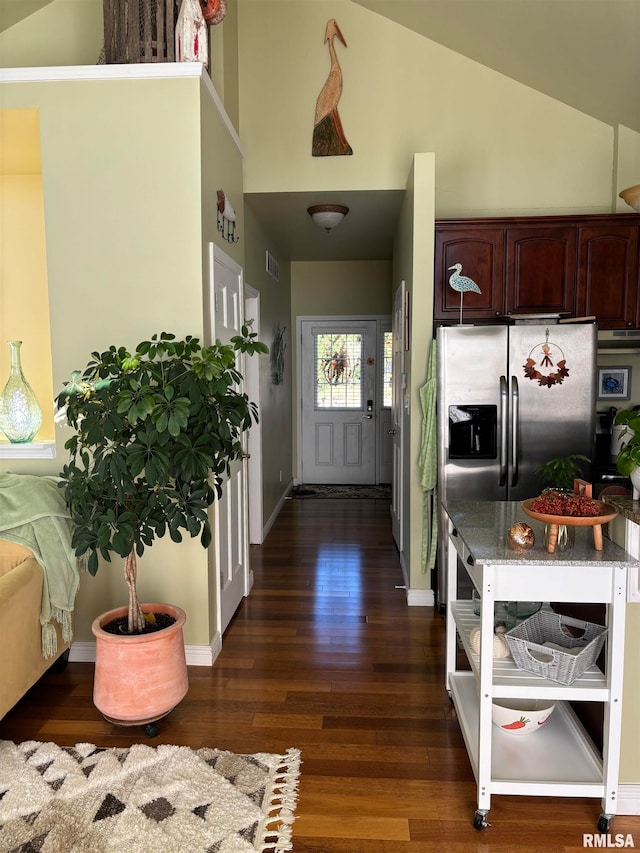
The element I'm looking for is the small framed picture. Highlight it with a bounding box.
[597,366,632,401]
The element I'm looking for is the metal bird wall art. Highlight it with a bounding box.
[448,263,481,324]
[312,19,353,157]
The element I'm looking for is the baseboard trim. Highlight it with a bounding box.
[69,640,221,667]
[406,588,435,607]
[618,783,640,815]
[262,480,293,540]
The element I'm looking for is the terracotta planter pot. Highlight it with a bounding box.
[92,603,188,727]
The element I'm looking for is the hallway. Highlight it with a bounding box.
[2,497,640,850]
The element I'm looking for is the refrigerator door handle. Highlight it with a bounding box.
[499,375,508,486]
[511,375,519,487]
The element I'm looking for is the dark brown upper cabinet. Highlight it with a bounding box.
[434,227,505,322]
[576,223,639,329]
[434,214,640,329]
[504,226,576,315]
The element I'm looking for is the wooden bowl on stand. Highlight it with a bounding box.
[521,480,618,553]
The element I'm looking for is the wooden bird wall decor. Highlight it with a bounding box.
[312,19,353,157]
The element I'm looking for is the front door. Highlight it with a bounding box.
[209,243,250,634]
[300,320,377,484]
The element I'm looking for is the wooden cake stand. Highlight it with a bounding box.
[521,480,618,553]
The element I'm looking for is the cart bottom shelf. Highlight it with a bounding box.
[450,672,606,796]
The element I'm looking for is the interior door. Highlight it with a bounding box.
[209,243,250,634]
[390,284,405,549]
[300,320,377,484]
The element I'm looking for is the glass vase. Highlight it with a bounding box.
[0,340,43,443]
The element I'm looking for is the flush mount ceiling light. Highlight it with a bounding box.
[619,184,640,212]
[307,204,349,231]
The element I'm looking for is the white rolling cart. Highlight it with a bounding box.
[443,501,636,832]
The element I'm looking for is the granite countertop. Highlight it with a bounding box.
[443,500,640,567]
[603,495,640,526]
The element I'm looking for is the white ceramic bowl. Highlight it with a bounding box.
[491,698,555,735]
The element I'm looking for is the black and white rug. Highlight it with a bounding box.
[0,740,300,852]
[291,484,391,500]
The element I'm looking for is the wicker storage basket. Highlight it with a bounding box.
[505,611,607,685]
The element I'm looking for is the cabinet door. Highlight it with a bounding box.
[434,228,504,322]
[505,227,577,315]
[576,225,639,329]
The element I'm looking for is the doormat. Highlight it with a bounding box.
[292,484,391,499]
[0,739,300,853]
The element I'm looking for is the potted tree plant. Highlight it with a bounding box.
[56,329,267,733]
[613,408,640,493]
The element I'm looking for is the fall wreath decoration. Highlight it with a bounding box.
[523,330,570,388]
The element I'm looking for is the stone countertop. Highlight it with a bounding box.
[443,500,640,567]
[603,495,640,526]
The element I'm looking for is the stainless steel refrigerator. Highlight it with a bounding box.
[436,322,596,607]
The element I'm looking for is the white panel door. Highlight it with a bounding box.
[390,284,405,549]
[209,243,249,634]
[300,320,377,484]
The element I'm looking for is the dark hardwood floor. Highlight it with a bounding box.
[2,496,639,851]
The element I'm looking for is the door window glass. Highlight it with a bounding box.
[314,332,362,409]
[382,331,392,408]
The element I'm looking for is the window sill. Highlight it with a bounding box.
[0,442,56,460]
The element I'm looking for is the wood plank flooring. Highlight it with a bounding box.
[2,496,639,851]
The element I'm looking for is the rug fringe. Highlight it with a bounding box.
[257,748,301,853]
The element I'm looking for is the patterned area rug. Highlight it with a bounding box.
[0,740,300,853]
[292,484,391,499]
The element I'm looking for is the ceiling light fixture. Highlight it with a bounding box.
[307,204,349,231]
[619,184,640,213]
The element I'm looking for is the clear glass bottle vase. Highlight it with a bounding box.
[0,340,43,443]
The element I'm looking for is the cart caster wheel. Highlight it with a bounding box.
[598,815,612,833]
[145,723,159,738]
[473,811,488,830]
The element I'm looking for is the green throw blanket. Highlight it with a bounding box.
[419,343,438,574]
[0,473,81,658]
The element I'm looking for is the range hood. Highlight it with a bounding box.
[598,329,640,352]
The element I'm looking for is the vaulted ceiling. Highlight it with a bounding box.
[354,0,640,135]
[2,0,638,262]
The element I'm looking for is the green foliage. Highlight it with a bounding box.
[535,454,590,492]
[56,329,268,578]
[613,408,640,476]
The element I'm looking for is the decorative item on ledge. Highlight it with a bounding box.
[0,341,42,443]
[175,0,208,64]
[216,190,239,243]
[619,184,640,213]
[102,0,180,64]
[199,0,226,24]
[307,204,349,231]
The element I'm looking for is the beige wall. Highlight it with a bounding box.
[243,203,293,524]
[392,154,435,591]
[0,0,103,67]
[0,74,213,647]
[238,0,614,215]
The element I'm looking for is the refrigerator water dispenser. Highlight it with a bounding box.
[448,405,497,459]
